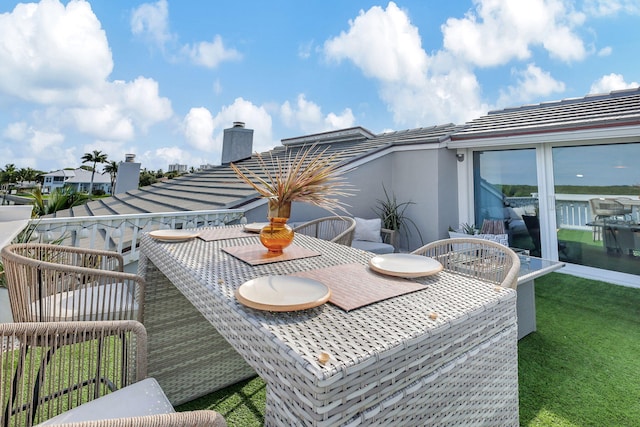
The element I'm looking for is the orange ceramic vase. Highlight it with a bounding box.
[260,200,294,254]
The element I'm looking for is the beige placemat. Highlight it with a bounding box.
[292,263,427,311]
[223,244,322,265]
[198,227,253,241]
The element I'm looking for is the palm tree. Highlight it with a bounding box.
[103,161,119,194]
[0,163,17,184]
[81,150,108,195]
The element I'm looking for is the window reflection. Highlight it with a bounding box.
[553,143,640,275]
[473,149,539,255]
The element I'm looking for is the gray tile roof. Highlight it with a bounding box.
[50,124,457,218]
[452,87,640,140]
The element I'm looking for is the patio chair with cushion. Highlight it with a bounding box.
[0,243,144,323]
[293,216,356,246]
[0,320,227,427]
[411,237,520,289]
[350,217,397,254]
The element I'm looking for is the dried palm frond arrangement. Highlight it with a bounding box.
[230,145,354,215]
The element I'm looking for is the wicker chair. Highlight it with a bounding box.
[293,216,356,246]
[48,411,227,427]
[0,243,144,323]
[0,321,226,427]
[411,238,521,289]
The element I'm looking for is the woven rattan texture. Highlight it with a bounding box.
[140,227,519,426]
[138,254,255,405]
[198,227,252,241]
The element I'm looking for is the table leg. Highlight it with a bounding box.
[517,279,536,339]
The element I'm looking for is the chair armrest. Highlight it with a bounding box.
[380,228,397,249]
[50,410,227,427]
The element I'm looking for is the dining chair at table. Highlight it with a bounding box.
[293,216,356,246]
[412,237,521,289]
[1,243,144,323]
[0,320,227,427]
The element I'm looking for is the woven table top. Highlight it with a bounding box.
[140,226,516,384]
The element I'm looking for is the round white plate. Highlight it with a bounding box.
[243,222,269,233]
[236,276,331,312]
[369,253,443,278]
[149,229,200,242]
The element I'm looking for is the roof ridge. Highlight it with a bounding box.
[488,86,640,115]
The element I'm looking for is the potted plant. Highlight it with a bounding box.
[373,184,423,251]
[230,145,353,253]
[448,223,479,238]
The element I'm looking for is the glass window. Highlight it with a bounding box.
[473,149,539,253]
[553,143,640,275]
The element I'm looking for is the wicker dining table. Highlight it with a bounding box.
[139,226,519,426]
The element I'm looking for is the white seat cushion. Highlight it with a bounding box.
[352,239,395,254]
[32,283,138,321]
[37,378,174,425]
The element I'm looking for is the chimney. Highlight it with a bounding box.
[114,154,141,195]
[221,122,254,165]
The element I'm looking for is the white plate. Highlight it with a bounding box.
[369,253,443,278]
[243,222,269,233]
[236,276,331,312]
[149,229,200,242]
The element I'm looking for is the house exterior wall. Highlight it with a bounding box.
[237,145,457,252]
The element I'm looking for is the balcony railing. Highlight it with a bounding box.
[23,209,245,265]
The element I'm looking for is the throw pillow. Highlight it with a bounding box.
[354,217,383,242]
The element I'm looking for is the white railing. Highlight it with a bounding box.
[23,209,245,265]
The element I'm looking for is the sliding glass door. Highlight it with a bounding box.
[552,143,640,275]
[473,149,539,254]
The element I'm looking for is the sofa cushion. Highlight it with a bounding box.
[353,217,382,243]
[351,239,394,254]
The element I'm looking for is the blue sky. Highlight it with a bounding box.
[1,0,639,172]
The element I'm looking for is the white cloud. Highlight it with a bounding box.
[183,107,215,152]
[280,94,355,134]
[116,77,173,129]
[181,98,275,161]
[497,64,566,107]
[130,0,175,51]
[589,73,639,94]
[597,46,613,56]
[442,0,586,66]
[182,35,242,68]
[583,0,640,16]
[0,0,113,103]
[298,40,314,59]
[324,2,428,86]
[132,1,241,68]
[323,3,487,127]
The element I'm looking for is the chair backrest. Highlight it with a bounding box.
[293,216,356,246]
[411,238,521,289]
[0,243,144,323]
[50,411,227,427]
[0,320,147,427]
[589,198,631,217]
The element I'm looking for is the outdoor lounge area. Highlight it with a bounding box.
[1,89,639,426]
[2,218,638,426]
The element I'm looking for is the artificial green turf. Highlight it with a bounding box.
[177,273,640,427]
[518,273,640,427]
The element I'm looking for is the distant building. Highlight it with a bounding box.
[168,164,187,173]
[42,168,111,194]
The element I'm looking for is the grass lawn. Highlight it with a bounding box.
[177,273,640,427]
